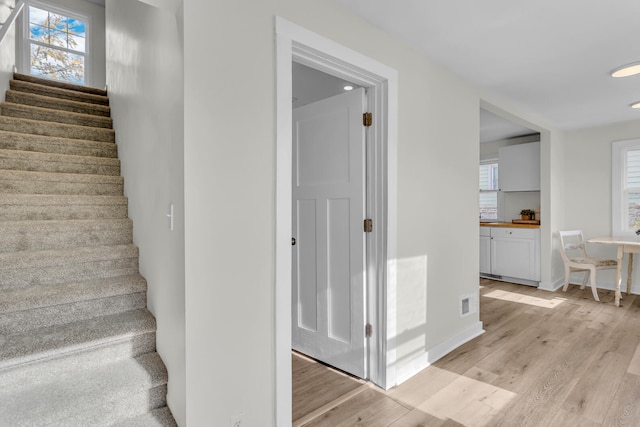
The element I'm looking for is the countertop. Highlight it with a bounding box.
[480,222,540,229]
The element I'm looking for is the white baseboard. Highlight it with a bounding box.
[395,321,484,386]
[537,278,564,292]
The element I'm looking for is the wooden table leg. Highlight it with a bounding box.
[615,245,624,307]
[628,252,634,295]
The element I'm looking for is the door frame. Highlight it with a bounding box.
[275,17,398,426]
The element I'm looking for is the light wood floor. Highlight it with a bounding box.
[293,278,640,426]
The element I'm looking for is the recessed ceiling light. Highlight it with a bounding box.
[631,101,640,109]
[343,85,354,91]
[611,62,640,78]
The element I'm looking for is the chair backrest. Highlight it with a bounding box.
[558,230,589,262]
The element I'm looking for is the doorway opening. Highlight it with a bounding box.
[291,62,368,379]
[275,17,399,426]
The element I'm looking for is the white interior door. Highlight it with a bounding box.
[292,88,366,378]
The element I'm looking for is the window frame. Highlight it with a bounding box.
[17,0,92,86]
[480,160,500,220]
[612,139,640,237]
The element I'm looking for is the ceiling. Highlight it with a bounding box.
[292,63,362,109]
[333,0,640,134]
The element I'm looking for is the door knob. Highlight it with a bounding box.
[292,237,296,246]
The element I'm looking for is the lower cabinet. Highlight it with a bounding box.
[479,229,491,275]
[480,226,540,284]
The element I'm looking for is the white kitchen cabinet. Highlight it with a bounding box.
[480,226,540,285]
[498,141,540,192]
[479,228,491,275]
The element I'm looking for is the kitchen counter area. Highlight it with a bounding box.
[480,222,540,229]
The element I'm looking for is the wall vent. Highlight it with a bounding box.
[461,297,470,315]
[460,292,478,318]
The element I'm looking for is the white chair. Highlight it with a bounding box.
[559,230,618,302]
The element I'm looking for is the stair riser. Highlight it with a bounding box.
[0,258,139,290]
[10,80,109,106]
[1,103,113,129]
[0,292,146,334]
[0,131,117,158]
[0,221,133,253]
[0,205,127,221]
[5,91,111,117]
[0,332,156,391]
[0,117,115,143]
[13,73,108,97]
[0,157,120,176]
[0,204,128,221]
[0,180,123,196]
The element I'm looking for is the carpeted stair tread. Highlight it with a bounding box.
[0,333,156,393]
[0,351,166,425]
[58,385,169,427]
[0,291,146,334]
[119,406,178,427]
[0,194,128,221]
[0,274,147,315]
[10,79,109,106]
[0,218,133,252]
[13,72,108,96]
[0,115,115,142]
[0,308,156,370]
[0,130,117,158]
[0,169,124,195]
[1,102,113,129]
[0,148,120,175]
[5,90,111,117]
[0,244,139,289]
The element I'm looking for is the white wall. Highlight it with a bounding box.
[563,119,640,291]
[184,1,481,424]
[0,0,16,98]
[105,1,185,425]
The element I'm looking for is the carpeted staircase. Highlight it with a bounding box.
[0,73,177,426]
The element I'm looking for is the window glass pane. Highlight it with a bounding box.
[68,34,85,52]
[628,192,640,229]
[480,192,497,219]
[67,18,86,38]
[49,29,67,48]
[29,7,49,27]
[49,13,67,31]
[627,149,640,188]
[30,45,84,85]
[29,23,49,43]
[480,163,498,190]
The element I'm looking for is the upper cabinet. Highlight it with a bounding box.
[498,141,540,192]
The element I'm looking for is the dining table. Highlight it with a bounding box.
[587,236,640,307]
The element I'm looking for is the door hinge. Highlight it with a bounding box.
[364,218,373,233]
[365,323,373,338]
[363,112,372,127]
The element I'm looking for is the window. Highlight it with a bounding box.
[480,162,498,219]
[24,3,88,85]
[612,139,640,236]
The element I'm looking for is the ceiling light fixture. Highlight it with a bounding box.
[611,62,640,78]
[631,101,640,109]
[343,85,354,91]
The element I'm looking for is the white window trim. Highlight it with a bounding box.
[612,139,640,237]
[17,0,92,86]
[480,159,503,221]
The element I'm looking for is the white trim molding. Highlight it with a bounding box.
[275,16,398,426]
[395,322,485,385]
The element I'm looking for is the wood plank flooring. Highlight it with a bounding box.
[293,279,640,426]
